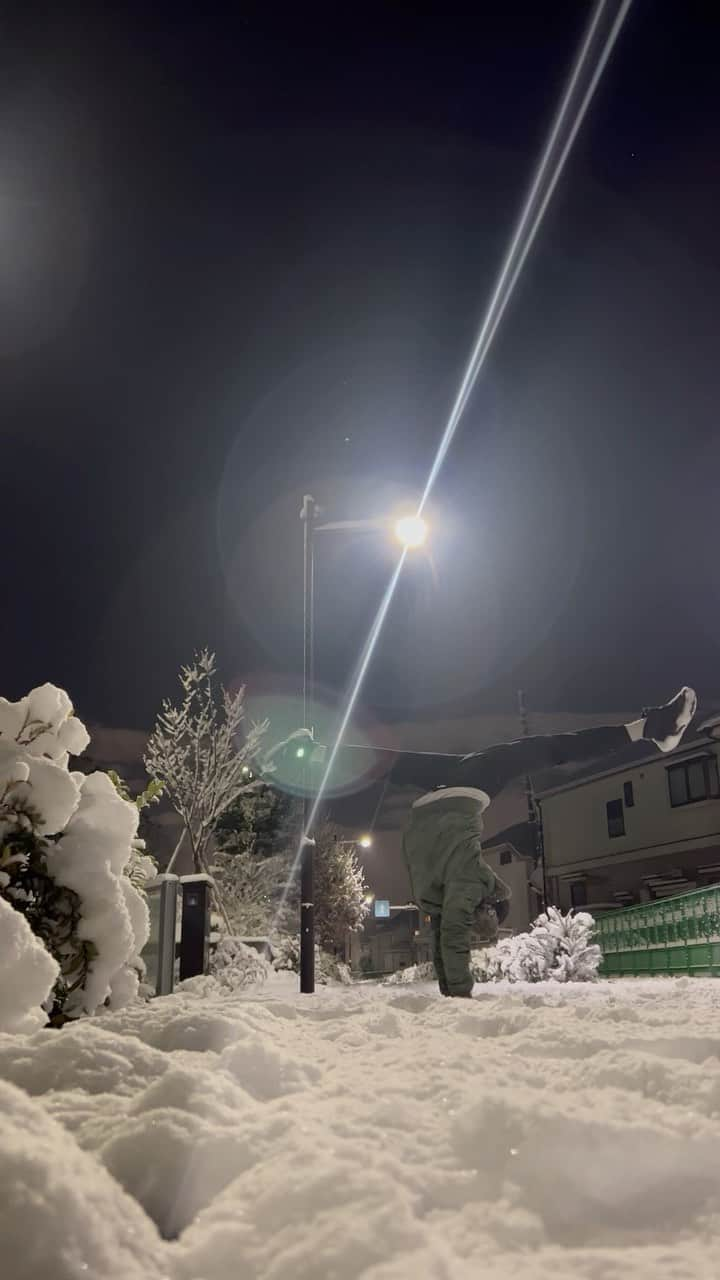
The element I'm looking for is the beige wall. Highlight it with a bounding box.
[540,742,720,909]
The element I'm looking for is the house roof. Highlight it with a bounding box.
[535,730,718,802]
[484,823,537,861]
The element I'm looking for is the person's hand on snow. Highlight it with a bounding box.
[494,897,510,926]
[473,901,500,944]
[489,875,511,926]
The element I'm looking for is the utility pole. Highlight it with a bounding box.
[300,495,317,993]
[517,689,547,911]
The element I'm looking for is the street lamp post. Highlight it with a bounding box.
[298,495,429,994]
[300,494,317,994]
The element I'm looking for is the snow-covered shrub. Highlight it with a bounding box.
[272,934,353,985]
[384,961,436,985]
[0,685,150,1024]
[108,771,161,893]
[472,907,601,984]
[0,895,59,1033]
[210,936,270,991]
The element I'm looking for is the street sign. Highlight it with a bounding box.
[374,899,390,918]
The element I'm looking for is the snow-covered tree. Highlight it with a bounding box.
[144,650,268,878]
[208,780,301,936]
[214,783,300,860]
[208,848,291,936]
[0,684,150,1024]
[312,821,370,955]
[472,907,601,984]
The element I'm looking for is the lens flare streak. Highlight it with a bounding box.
[279,0,634,942]
[418,0,633,513]
[274,553,408,924]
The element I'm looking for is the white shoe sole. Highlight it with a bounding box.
[654,686,698,753]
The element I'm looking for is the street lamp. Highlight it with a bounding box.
[298,493,428,994]
[394,515,428,549]
[358,833,373,849]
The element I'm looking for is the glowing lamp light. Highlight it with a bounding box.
[295,746,306,758]
[358,834,373,849]
[394,514,428,549]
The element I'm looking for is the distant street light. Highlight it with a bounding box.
[298,494,430,994]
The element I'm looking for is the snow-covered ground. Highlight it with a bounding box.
[2,975,720,1280]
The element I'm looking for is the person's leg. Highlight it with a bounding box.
[456,686,697,800]
[456,724,628,798]
[265,689,696,799]
[430,913,450,996]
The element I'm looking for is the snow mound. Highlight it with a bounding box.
[0,1078,164,1280]
[0,1021,169,1097]
[384,961,435,985]
[2,973,720,1276]
[0,897,59,1034]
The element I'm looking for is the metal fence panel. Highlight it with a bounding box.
[596,885,720,978]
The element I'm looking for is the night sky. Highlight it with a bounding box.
[3,1,719,734]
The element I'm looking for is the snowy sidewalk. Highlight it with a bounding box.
[2,975,720,1279]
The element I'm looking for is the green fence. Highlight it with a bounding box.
[596,884,720,977]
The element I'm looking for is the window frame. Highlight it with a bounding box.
[667,755,720,809]
[570,880,588,909]
[606,797,626,839]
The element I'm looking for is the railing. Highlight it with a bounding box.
[596,884,720,977]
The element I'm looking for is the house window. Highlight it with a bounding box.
[623,781,634,808]
[667,757,720,808]
[606,798,625,838]
[570,881,588,908]
[499,849,512,866]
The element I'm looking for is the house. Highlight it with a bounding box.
[537,716,720,913]
[353,907,433,976]
[482,838,536,932]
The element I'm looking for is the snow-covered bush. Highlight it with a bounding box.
[0,895,59,1033]
[210,936,270,991]
[272,934,353,985]
[384,961,436,986]
[107,771,162,893]
[0,684,150,1024]
[472,907,601,984]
